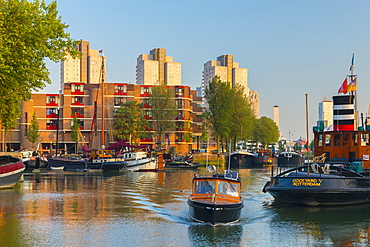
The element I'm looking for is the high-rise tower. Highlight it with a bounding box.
[60,41,105,87]
[136,48,181,85]
[202,55,259,116]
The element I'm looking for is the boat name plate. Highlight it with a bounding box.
[292,178,322,187]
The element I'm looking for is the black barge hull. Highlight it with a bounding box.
[265,175,370,206]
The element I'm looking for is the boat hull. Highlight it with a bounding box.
[0,156,25,189]
[277,153,304,167]
[265,175,370,206]
[187,199,243,225]
[48,157,126,171]
[124,157,158,172]
[164,162,201,169]
[24,157,48,171]
[227,153,256,168]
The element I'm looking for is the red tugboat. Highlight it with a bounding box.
[263,58,370,205]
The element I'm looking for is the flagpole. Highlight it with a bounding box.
[349,54,358,129]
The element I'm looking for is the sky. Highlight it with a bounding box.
[43,0,370,142]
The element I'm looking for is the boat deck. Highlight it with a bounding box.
[189,196,241,205]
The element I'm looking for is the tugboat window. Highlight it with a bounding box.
[334,135,341,146]
[343,134,349,146]
[325,135,331,146]
[318,134,323,147]
[352,134,358,146]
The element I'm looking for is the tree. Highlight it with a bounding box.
[149,84,177,149]
[113,101,149,144]
[26,112,39,149]
[204,77,233,151]
[204,76,255,152]
[229,83,255,149]
[71,115,80,143]
[251,116,279,149]
[70,115,80,153]
[0,0,80,151]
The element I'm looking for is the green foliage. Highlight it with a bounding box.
[149,84,177,147]
[203,76,256,151]
[71,115,80,143]
[26,112,39,148]
[0,0,80,130]
[294,142,301,151]
[278,139,286,151]
[113,101,149,144]
[251,116,279,148]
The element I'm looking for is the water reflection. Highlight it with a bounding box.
[188,224,243,247]
[2,167,370,246]
[268,202,370,246]
[0,190,25,246]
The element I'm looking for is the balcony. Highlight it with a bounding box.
[114,90,127,96]
[46,125,58,130]
[71,101,84,106]
[71,113,84,118]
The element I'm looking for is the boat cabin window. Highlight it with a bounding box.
[217,181,239,197]
[361,134,370,146]
[317,134,323,147]
[334,135,341,146]
[325,135,331,146]
[352,134,358,146]
[194,180,215,194]
[343,134,349,146]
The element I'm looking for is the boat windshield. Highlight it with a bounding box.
[194,180,216,194]
[218,181,239,196]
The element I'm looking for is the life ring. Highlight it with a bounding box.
[30,156,36,161]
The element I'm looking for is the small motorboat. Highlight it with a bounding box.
[164,154,199,169]
[188,168,244,225]
[164,161,201,169]
[0,155,25,189]
[263,160,370,206]
[50,166,64,171]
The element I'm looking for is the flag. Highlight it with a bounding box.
[347,78,357,93]
[349,53,354,71]
[338,78,348,94]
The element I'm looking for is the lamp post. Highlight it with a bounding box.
[55,107,60,157]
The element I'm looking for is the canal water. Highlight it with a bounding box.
[1,166,370,246]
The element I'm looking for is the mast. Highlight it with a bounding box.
[348,53,358,128]
[305,94,310,177]
[101,56,105,148]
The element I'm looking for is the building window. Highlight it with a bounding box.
[46,108,59,118]
[144,110,152,119]
[72,96,84,105]
[46,95,59,105]
[176,99,184,109]
[140,86,152,95]
[175,87,184,97]
[72,84,84,93]
[177,110,184,120]
[78,120,84,129]
[46,119,58,130]
[114,84,127,94]
[141,98,151,108]
[72,108,84,117]
[114,97,126,106]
